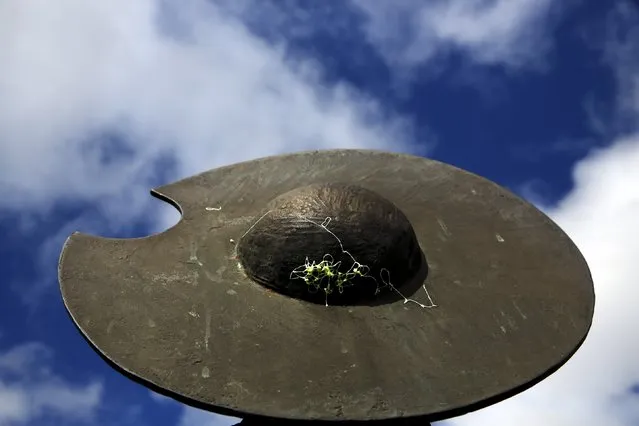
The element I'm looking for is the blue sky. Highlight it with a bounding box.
[1,1,638,425]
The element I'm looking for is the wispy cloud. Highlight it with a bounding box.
[600,1,639,132]
[211,0,565,86]
[443,135,639,426]
[177,406,238,426]
[0,342,103,425]
[351,0,564,74]
[446,4,639,425]
[0,0,423,215]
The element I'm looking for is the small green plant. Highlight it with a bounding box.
[289,254,372,298]
[287,216,437,308]
[237,211,436,308]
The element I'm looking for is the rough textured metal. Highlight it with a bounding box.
[58,150,595,423]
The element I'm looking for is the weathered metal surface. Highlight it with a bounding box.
[58,150,595,422]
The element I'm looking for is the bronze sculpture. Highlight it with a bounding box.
[58,150,595,424]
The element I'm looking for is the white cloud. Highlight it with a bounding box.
[147,390,240,426]
[177,407,238,426]
[0,342,103,426]
[148,390,172,404]
[601,1,639,129]
[351,0,561,73]
[441,135,639,426]
[445,5,639,424]
[217,0,564,76]
[0,0,421,217]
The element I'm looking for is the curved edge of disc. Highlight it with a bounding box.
[429,316,594,422]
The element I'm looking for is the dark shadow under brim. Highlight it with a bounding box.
[58,150,595,422]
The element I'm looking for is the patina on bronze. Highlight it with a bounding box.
[58,150,595,424]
